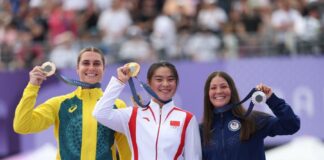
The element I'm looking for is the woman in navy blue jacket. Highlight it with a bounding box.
[200,71,300,160]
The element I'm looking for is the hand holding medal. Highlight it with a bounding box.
[251,90,266,105]
[213,87,268,117]
[28,61,56,86]
[124,62,171,108]
[126,62,140,77]
[41,61,56,77]
[37,61,101,88]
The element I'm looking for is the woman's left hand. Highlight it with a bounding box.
[256,83,273,99]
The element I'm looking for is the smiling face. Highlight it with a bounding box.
[208,76,232,108]
[149,67,177,104]
[76,50,105,84]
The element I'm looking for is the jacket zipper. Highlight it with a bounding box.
[221,113,227,160]
[155,107,162,160]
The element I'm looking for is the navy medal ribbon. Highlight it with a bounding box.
[213,88,266,117]
[126,62,171,108]
[128,77,171,108]
[41,61,101,88]
[55,73,101,88]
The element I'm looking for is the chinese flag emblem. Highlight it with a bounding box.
[170,120,180,127]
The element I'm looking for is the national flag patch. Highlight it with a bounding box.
[170,120,180,127]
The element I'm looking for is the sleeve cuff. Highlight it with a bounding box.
[266,93,285,109]
[26,83,40,91]
[112,76,126,86]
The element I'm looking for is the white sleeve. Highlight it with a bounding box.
[184,115,202,160]
[93,76,131,133]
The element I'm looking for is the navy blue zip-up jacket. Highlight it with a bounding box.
[200,94,300,160]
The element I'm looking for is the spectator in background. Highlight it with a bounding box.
[197,0,228,35]
[13,47,131,160]
[132,0,159,36]
[62,0,88,12]
[271,0,304,56]
[200,71,300,160]
[257,2,276,56]
[94,0,113,11]
[47,0,78,45]
[222,23,239,59]
[162,0,197,30]
[77,0,100,41]
[49,31,79,69]
[150,11,177,60]
[15,29,45,69]
[0,20,17,70]
[232,0,264,57]
[23,6,48,43]
[0,43,15,71]
[97,0,132,57]
[176,26,193,60]
[163,0,197,18]
[0,0,323,71]
[297,3,321,54]
[223,9,245,57]
[184,28,221,62]
[118,25,156,63]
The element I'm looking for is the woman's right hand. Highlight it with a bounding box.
[29,66,47,86]
[256,83,273,99]
[117,65,131,84]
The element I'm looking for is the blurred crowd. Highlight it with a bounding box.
[0,0,323,71]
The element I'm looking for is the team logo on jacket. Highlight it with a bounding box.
[68,105,78,113]
[228,120,241,131]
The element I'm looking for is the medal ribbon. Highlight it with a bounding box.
[213,88,258,117]
[128,77,171,108]
[41,62,101,89]
[55,73,101,88]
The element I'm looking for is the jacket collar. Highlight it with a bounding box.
[148,99,175,120]
[75,86,103,100]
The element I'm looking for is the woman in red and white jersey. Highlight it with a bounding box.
[93,61,202,160]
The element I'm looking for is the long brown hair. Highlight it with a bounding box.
[202,71,256,146]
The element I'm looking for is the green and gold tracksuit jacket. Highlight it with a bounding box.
[13,83,131,160]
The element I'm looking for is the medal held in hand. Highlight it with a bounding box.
[251,91,266,105]
[126,62,171,108]
[126,62,140,77]
[41,61,56,77]
[213,88,266,117]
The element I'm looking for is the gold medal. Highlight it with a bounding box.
[41,61,56,77]
[126,62,140,77]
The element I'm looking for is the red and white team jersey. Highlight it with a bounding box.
[93,77,202,160]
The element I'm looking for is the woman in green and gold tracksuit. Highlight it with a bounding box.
[13,47,131,160]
